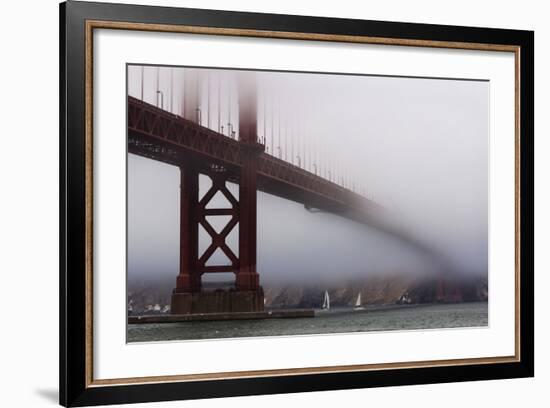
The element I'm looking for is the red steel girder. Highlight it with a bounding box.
[128,96,379,215]
[196,170,240,274]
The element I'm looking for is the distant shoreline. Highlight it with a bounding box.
[313,300,488,316]
[127,302,489,342]
[128,300,488,323]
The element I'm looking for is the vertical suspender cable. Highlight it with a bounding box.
[197,71,201,125]
[278,89,281,158]
[218,73,221,132]
[262,85,267,145]
[271,83,274,155]
[140,65,144,101]
[181,69,185,117]
[207,71,210,129]
[156,66,160,107]
[228,75,232,137]
[170,68,173,113]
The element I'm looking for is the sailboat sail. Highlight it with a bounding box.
[355,292,362,307]
[322,290,330,309]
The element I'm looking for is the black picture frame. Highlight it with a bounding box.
[60,1,534,406]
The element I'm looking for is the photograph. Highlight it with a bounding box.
[55,1,535,405]
[126,64,489,342]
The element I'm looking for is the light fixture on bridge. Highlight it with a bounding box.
[156,90,164,109]
[196,107,202,125]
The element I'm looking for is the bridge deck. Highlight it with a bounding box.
[127,96,380,214]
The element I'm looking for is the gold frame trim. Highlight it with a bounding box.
[84,20,521,388]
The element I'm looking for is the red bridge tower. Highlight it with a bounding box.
[171,73,264,314]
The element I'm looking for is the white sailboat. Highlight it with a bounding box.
[322,290,331,310]
[354,292,364,310]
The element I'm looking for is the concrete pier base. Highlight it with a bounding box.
[171,287,264,315]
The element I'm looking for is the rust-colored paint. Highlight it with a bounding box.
[176,165,200,293]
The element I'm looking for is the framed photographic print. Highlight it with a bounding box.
[60,1,534,406]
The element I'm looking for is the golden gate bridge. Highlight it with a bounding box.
[127,66,446,315]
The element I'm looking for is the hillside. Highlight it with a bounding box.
[128,273,488,314]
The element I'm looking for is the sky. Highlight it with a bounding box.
[127,65,489,285]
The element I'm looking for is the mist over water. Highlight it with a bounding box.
[127,66,489,287]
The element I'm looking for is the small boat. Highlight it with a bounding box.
[322,290,331,310]
[354,292,365,310]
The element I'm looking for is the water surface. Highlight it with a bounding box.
[127,301,488,343]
